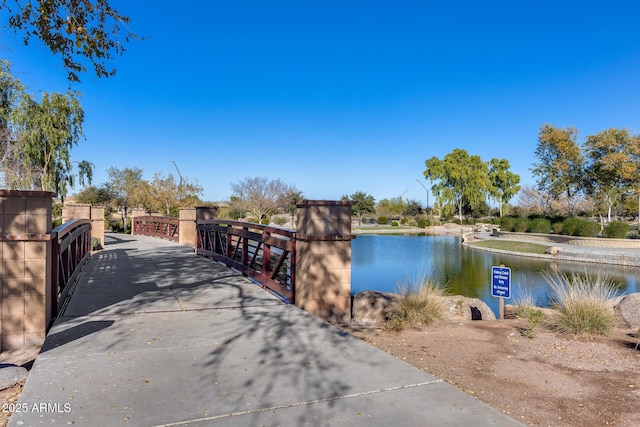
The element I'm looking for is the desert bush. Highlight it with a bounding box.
[578,221,600,237]
[551,221,563,234]
[527,218,551,234]
[91,237,102,251]
[272,216,287,226]
[511,287,536,319]
[417,218,427,228]
[407,219,417,227]
[377,216,388,225]
[561,218,583,236]
[109,218,123,232]
[391,221,399,227]
[260,217,270,225]
[385,274,447,331]
[544,271,617,336]
[514,217,529,232]
[499,216,517,232]
[559,217,599,237]
[400,217,409,225]
[604,221,629,239]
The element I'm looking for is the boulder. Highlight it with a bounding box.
[614,293,640,328]
[351,290,399,326]
[0,365,28,390]
[546,246,563,255]
[441,296,496,321]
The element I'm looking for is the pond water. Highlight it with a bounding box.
[351,235,640,316]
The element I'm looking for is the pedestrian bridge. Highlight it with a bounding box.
[9,232,522,426]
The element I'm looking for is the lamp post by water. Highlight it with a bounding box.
[415,179,430,218]
[172,160,183,205]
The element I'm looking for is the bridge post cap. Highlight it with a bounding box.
[0,190,56,197]
[296,200,356,207]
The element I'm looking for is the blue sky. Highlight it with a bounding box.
[2,1,640,206]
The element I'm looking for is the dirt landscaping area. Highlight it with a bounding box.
[343,317,640,426]
[2,319,640,426]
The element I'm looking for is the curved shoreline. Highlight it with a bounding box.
[464,236,640,267]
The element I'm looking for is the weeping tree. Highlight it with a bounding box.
[13,90,92,197]
[1,61,92,196]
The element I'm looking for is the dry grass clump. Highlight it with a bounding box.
[386,273,447,331]
[543,270,618,336]
[511,287,545,338]
[511,287,537,318]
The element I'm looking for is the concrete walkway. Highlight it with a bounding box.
[10,233,522,426]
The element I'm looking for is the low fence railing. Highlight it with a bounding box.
[51,219,92,318]
[133,215,179,241]
[196,220,296,303]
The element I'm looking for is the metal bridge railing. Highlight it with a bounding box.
[196,220,296,303]
[133,215,179,241]
[51,219,92,319]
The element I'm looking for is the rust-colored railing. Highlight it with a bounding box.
[196,220,296,303]
[133,215,179,241]
[51,219,92,318]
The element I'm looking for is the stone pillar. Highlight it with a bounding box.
[1,190,54,350]
[90,206,105,247]
[179,206,218,247]
[294,200,354,324]
[129,208,147,235]
[130,208,147,219]
[61,203,90,223]
[62,203,104,247]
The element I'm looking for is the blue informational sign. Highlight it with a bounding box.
[491,266,511,299]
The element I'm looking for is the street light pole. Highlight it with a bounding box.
[416,179,430,217]
[172,161,183,205]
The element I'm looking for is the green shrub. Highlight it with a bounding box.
[400,217,409,225]
[417,218,427,228]
[377,216,388,225]
[499,216,517,232]
[551,221,563,234]
[386,274,447,331]
[91,237,102,251]
[561,218,583,236]
[272,216,287,226]
[514,217,529,232]
[604,221,629,239]
[52,218,63,229]
[391,221,399,227]
[527,218,551,234]
[260,217,270,225]
[578,221,600,237]
[109,219,124,232]
[543,271,617,336]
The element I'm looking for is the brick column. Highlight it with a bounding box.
[62,203,104,247]
[179,206,218,247]
[62,203,90,223]
[1,190,54,350]
[129,208,147,235]
[294,200,354,324]
[90,206,105,247]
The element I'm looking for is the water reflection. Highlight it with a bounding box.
[351,235,639,316]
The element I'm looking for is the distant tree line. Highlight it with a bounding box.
[73,166,203,232]
[530,124,640,223]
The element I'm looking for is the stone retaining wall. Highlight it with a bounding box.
[492,229,640,248]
